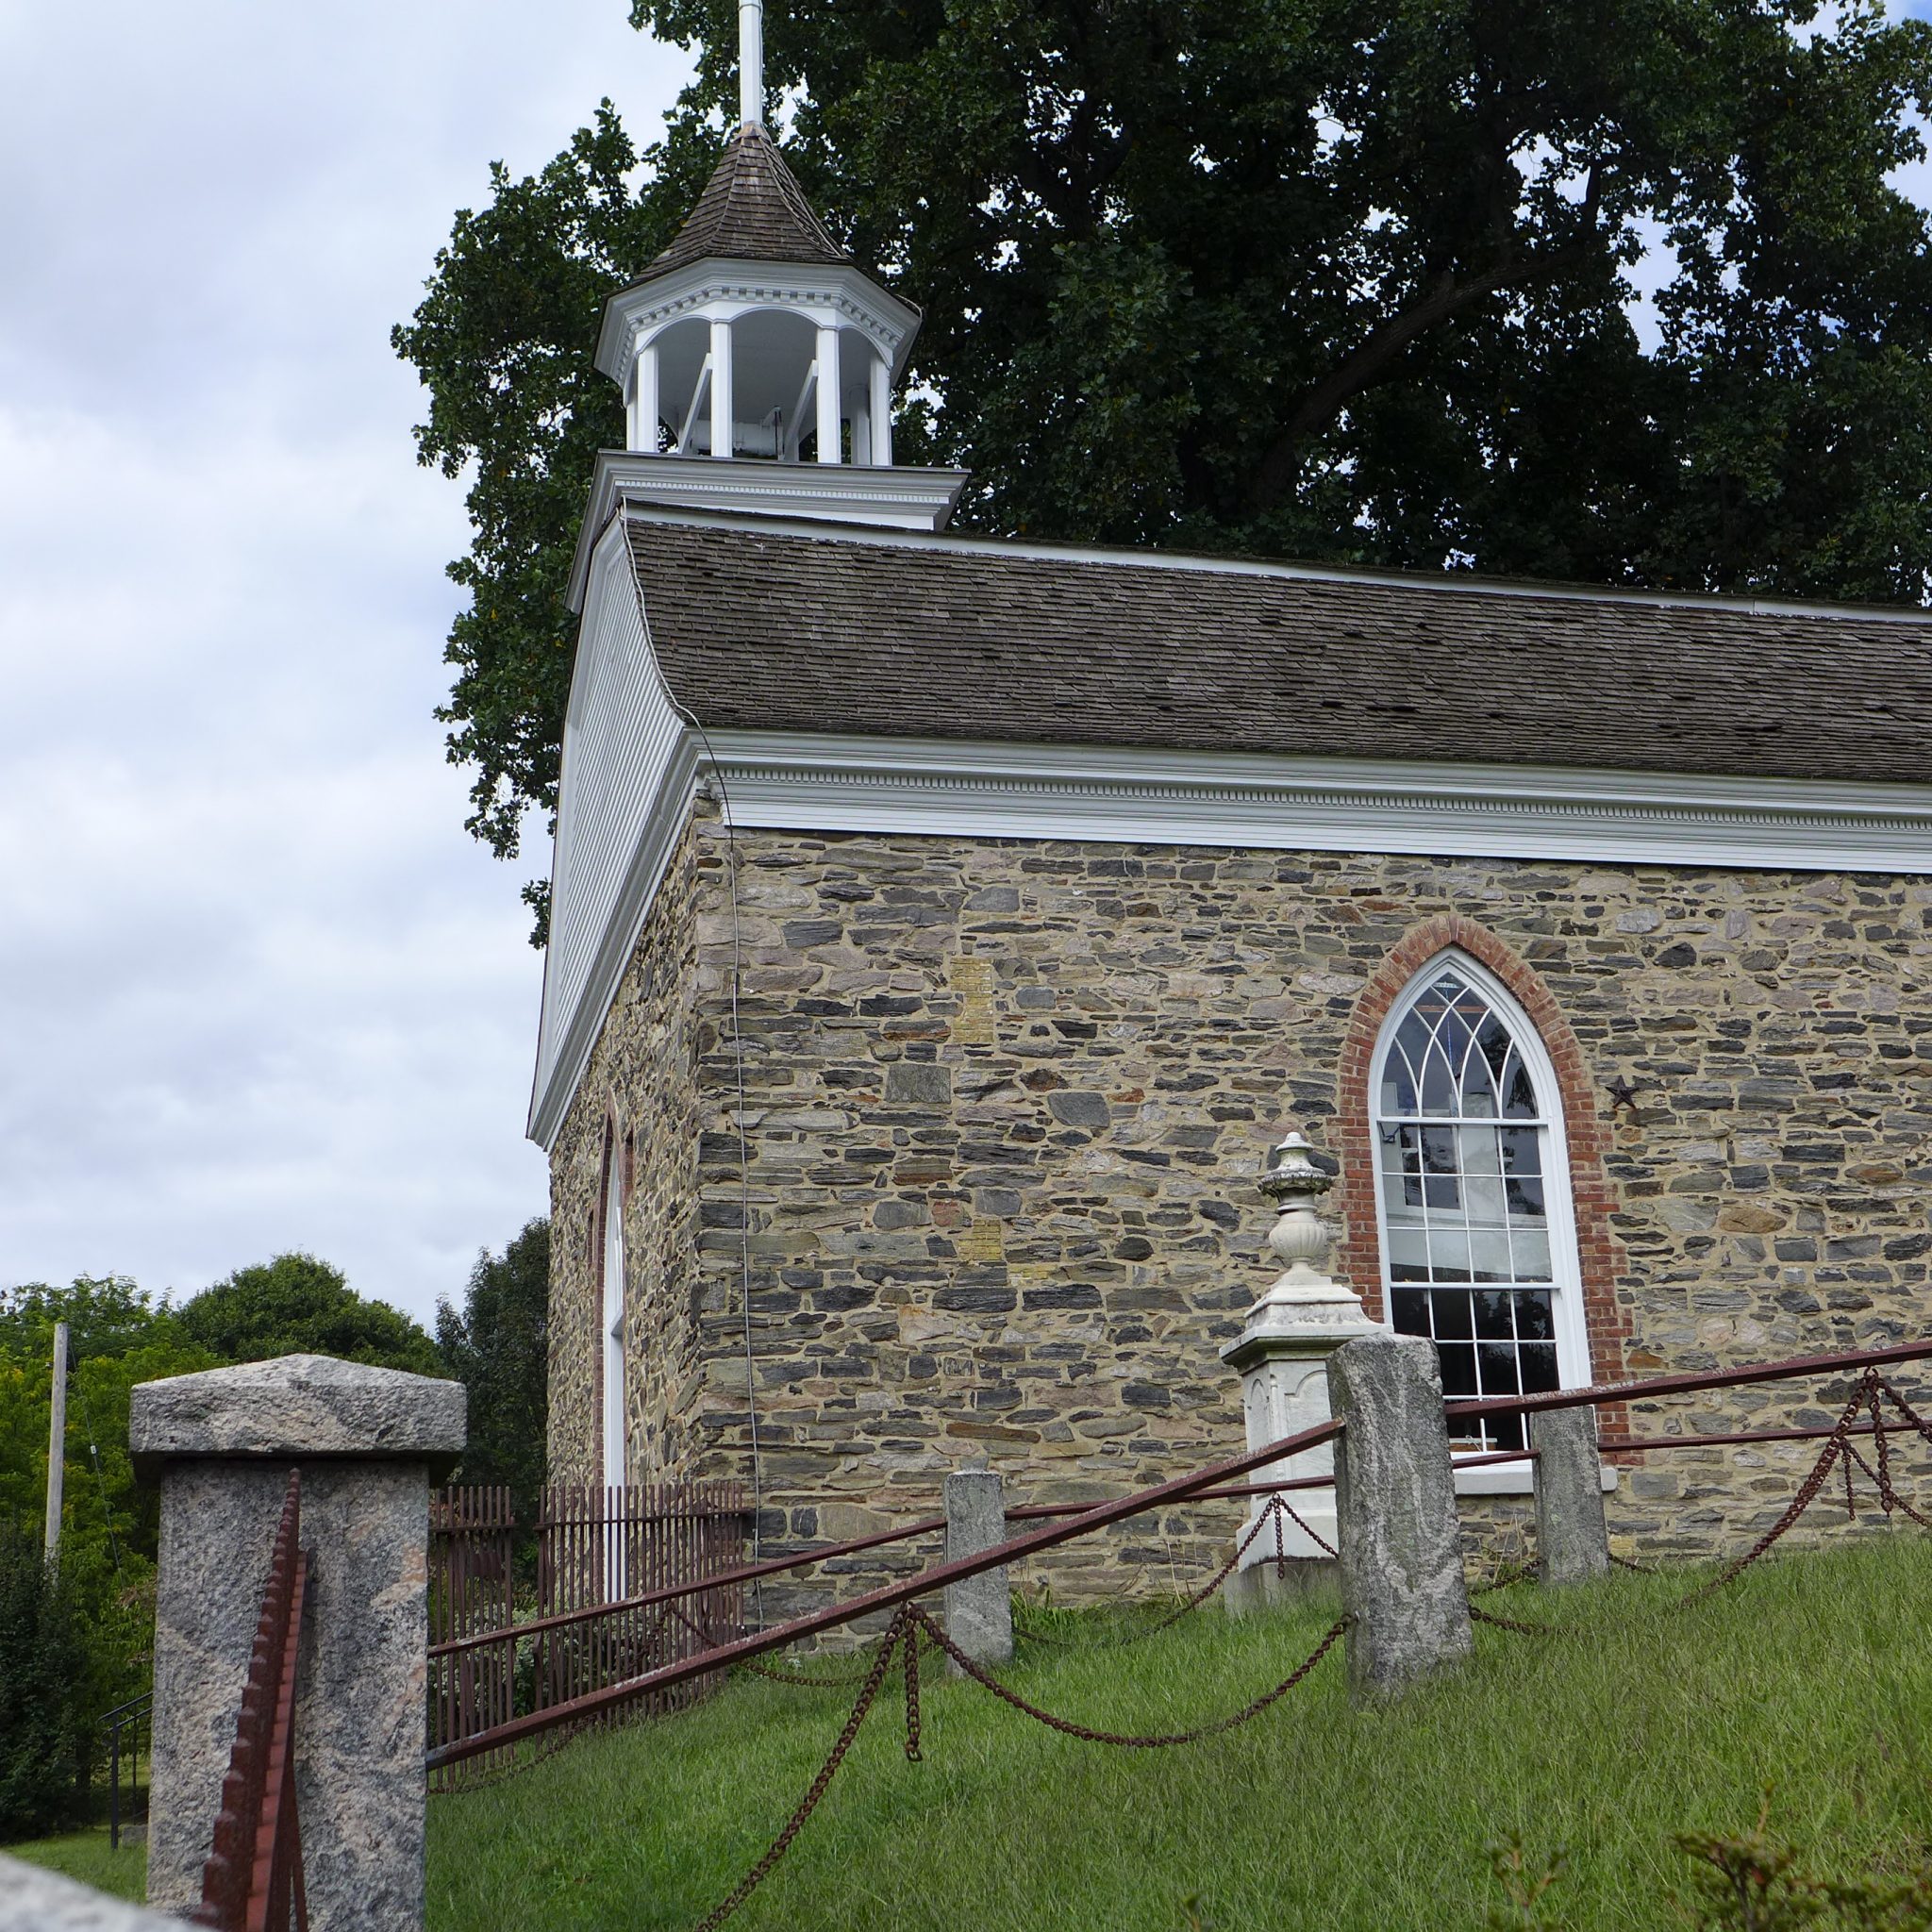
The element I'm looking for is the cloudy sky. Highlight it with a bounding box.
[8,8,1932,1341]
[0,3,691,1328]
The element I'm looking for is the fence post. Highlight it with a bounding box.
[1529,1405,1609,1586]
[131,1354,464,1929]
[1328,1331,1472,1705]
[1220,1131,1374,1612]
[942,1464,1012,1669]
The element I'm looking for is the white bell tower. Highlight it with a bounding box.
[582,0,966,533]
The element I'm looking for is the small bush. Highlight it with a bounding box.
[1673,1790,1932,1931]
[0,1529,92,1840]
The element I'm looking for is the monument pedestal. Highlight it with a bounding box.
[1220,1132,1374,1615]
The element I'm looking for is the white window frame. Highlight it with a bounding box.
[601,1145,626,1494]
[1367,947,1593,1491]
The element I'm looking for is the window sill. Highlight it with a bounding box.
[1453,1459,1620,1496]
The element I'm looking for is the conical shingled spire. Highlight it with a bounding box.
[644,127,848,283]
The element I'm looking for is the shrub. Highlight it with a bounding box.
[0,1529,92,1840]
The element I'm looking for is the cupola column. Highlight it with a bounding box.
[815,323,841,464]
[709,318,734,460]
[869,348,892,466]
[629,343,659,454]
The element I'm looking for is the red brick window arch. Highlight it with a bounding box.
[1335,918,1626,1428]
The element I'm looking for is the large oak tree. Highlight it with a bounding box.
[394,0,1932,937]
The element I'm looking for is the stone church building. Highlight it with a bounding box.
[533,24,1932,1588]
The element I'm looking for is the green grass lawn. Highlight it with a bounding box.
[6,1823,146,1904]
[426,1532,1932,1931]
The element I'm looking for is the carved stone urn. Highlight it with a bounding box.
[1219,1130,1375,1609]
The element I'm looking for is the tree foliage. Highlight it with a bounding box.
[436,1219,551,1538]
[0,1278,218,1570]
[175,1253,443,1377]
[0,1275,175,1366]
[0,1260,458,1833]
[0,1529,93,1839]
[397,0,1932,929]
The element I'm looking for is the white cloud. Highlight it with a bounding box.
[0,0,694,1324]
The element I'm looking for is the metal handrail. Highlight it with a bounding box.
[427,1511,947,1660]
[104,1690,153,1852]
[425,1411,1348,1768]
[1443,1336,1932,1423]
[425,1332,1932,1770]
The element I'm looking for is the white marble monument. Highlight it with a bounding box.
[1221,1131,1375,1611]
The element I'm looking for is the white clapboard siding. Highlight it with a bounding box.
[530,521,698,1148]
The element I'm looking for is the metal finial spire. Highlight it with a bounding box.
[739,0,764,131]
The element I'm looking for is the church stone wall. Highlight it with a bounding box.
[548,814,708,1491]
[548,812,1932,1592]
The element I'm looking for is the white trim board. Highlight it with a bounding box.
[530,521,705,1150]
[528,719,1932,1149]
[1454,1461,1621,1496]
[565,454,971,609]
[705,731,1932,874]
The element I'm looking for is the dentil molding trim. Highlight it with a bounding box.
[705,731,1932,874]
[530,717,1932,1146]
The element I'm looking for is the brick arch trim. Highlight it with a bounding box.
[1332,914,1628,1389]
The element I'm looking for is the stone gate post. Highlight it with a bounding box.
[1220,1132,1374,1612]
[942,1463,1013,1668]
[1529,1404,1610,1585]
[1328,1330,1473,1703]
[130,1354,464,1929]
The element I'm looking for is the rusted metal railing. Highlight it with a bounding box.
[1446,1337,1932,1424]
[429,1333,1932,1771]
[427,1412,1349,1769]
[536,1482,747,1724]
[427,1485,517,1790]
[192,1470,309,1932]
[424,1457,1463,1662]
[103,1689,152,1852]
[426,1480,748,1776]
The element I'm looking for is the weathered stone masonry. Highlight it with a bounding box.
[549,811,1932,1589]
[549,813,707,1492]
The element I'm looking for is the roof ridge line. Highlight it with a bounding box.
[617,499,1932,627]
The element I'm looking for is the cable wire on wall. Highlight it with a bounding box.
[670,700,767,1626]
[618,566,767,1624]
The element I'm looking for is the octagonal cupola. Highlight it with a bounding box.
[596,123,921,470]
[591,4,956,505]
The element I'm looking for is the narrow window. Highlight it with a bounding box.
[601,1141,625,1492]
[1370,953,1590,1454]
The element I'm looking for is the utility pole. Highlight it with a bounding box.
[44,1320,68,1566]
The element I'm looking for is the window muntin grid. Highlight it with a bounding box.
[1373,962,1574,1455]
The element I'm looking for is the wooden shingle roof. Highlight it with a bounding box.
[625,510,1932,786]
[641,128,848,282]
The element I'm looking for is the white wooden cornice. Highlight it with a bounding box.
[596,258,922,389]
[706,731,1932,875]
[530,691,1932,1148]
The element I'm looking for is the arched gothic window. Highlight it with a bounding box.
[1370,953,1591,1453]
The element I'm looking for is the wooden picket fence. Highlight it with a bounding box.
[427,1481,749,1788]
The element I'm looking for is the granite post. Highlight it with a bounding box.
[1220,1131,1374,1613]
[1530,1405,1609,1586]
[0,1854,188,1932]
[1329,1331,1472,1704]
[130,1355,465,1929]
[942,1465,1013,1669]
